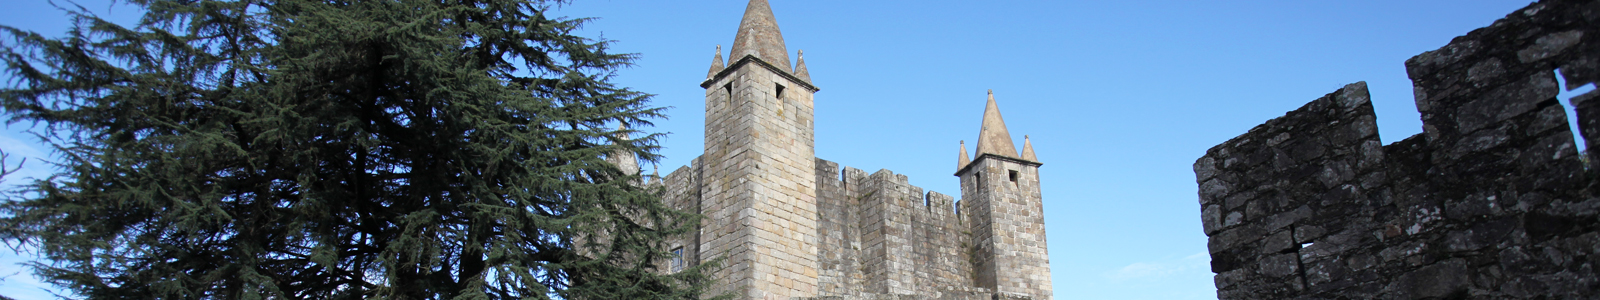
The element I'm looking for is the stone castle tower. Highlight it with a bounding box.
[644,1,1054,299]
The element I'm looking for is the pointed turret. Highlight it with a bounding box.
[975,89,1019,158]
[728,0,792,72]
[615,122,630,140]
[606,123,640,176]
[1021,135,1038,162]
[650,165,660,185]
[707,45,725,79]
[958,140,972,170]
[794,50,812,83]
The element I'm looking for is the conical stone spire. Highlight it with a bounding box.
[707,45,725,79]
[728,0,792,72]
[1021,135,1038,162]
[794,50,811,83]
[975,89,1019,159]
[650,165,660,185]
[606,123,640,176]
[958,140,972,170]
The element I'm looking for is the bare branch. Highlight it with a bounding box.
[0,149,24,182]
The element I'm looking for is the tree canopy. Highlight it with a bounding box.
[0,0,715,299]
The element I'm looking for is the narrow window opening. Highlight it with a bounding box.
[723,83,734,107]
[1555,68,1596,155]
[670,247,685,273]
[1008,170,1019,183]
[972,173,982,192]
[1287,224,1311,288]
[775,83,786,101]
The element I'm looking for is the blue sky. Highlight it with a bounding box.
[0,0,1541,299]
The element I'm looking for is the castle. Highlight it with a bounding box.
[1195,0,1600,298]
[608,1,1055,299]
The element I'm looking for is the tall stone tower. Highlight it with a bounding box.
[956,90,1052,299]
[697,0,821,299]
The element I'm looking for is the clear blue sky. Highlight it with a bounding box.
[0,0,1539,299]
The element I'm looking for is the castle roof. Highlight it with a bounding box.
[707,45,725,79]
[607,123,639,176]
[975,90,1019,159]
[729,0,791,73]
[794,50,812,83]
[958,140,971,170]
[1021,135,1038,162]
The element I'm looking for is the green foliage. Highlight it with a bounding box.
[0,0,719,299]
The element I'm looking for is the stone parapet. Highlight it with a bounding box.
[811,158,981,298]
[1195,0,1600,298]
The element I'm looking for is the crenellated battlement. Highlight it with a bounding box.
[655,153,1043,299]
[641,1,1053,299]
[1195,0,1600,298]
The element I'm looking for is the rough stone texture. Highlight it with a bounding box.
[809,159,988,298]
[958,154,1051,300]
[658,160,705,272]
[696,47,821,299]
[975,91,1020,158]
[728,0,791,73]
[658,1,1054,299]
[1195,1,1600,298]
[666,152,1052,300]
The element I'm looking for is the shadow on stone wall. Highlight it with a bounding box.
[1194,0,1600,298]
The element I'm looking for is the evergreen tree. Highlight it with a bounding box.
[0,0,718,299]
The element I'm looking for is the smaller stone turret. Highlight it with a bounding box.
[605,123,640,176]
[957,90,1051,299]
[649,165,660,185]
[794,49,812,83]
[707,45,724,79]
[1021,135,1038,162]
[958,140,971,170]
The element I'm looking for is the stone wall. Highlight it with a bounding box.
[659,159,706,272]
[698,55,822,299]
[811,158,984,298]
[661,156,1044,299]
[958,154,1051,299]
[1194,0,1600,298]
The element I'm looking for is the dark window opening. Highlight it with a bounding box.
[775,83,785,100]
[971,173,982,192]
[1008,170,1019,183]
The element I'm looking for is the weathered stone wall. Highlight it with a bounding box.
[794,288,1033,300]
[699,56,822,299]
[668,157,1038,300]
[1195,0,1600,298]
[811,158,985,298]
[659,159,705,271]
[958,155,1051,299]
[814,159,865,296]
[916,190,970,295]
[675,63,1051,299]
[858,168,924,295]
